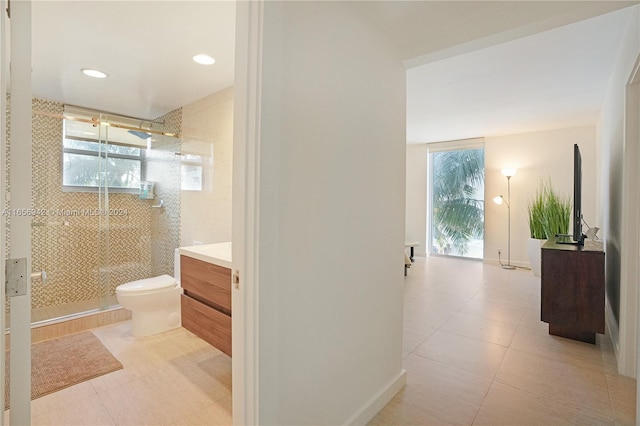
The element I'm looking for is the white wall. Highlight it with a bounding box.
[406,144,428,255]
[251,2,406,424]
[596,4,639,377]
[180,87,234,246]
[404,126,597,266]
[484,126,597,266]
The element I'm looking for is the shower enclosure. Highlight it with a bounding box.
[7,100,181,327]
[2,3,184,419]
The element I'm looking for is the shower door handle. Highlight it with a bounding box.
[30,270,47,285]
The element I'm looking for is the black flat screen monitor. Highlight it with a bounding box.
[573,144,584,245]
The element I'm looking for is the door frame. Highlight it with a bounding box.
[231,1,263,424]
[622,54,640,421]
[619,55,640,380]
[2,1,34,424]
[0,0,7,420]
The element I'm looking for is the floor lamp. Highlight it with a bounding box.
[493,168,517,270]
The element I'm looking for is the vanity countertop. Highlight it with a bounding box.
[179,242,232,269]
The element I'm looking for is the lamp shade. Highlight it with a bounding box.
[501,168,517,177]
[493,195,504,205]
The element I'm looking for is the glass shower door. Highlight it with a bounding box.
[97,115,112,313]
[28,106,111,324]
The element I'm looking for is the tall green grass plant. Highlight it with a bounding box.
[527,180,571,240]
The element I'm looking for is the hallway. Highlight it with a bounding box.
[370,255,636,425]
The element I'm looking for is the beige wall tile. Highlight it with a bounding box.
[180,86,234,246]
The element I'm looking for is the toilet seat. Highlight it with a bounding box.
[116,274,177,294]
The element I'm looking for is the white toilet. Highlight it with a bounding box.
[116,251,183,337]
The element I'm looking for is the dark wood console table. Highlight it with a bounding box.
[541,237,605,344]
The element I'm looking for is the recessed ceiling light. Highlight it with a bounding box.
[81,68,108,79]
[193,54,215,65]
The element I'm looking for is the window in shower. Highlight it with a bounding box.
[62,119,143,191]
[181,154,203,191]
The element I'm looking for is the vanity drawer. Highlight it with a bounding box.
[181,294,232,356]
[180,255,231,313]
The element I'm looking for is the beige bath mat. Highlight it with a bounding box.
[5,330,123,409]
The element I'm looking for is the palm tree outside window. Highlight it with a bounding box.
[428,146,485,259]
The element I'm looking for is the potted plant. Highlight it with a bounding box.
[527,180,571,276]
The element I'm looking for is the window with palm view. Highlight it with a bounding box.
[62,118,143,192]
[429,147,485,259]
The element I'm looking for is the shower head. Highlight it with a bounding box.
[128,130,151,139]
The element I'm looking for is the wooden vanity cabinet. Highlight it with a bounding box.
[180,255,232,356]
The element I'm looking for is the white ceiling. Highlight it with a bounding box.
[351,1,637,63]
[31,1,236,120]
[26,0,638,138]
[405,5,638,143]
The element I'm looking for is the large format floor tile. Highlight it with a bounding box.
[372,255,636,425]
[8,255,638,425]
[474,381,613,425]
[400,354,492,425]
[414,331,507,379]
[18,322,233,426]
[441,311,518,347]
[495,349,612,419]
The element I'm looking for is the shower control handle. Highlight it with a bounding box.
[30,271,47,285]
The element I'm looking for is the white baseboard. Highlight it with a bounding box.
[344,369,407,425]
[482,258,532,270]
[605,297,621,367]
